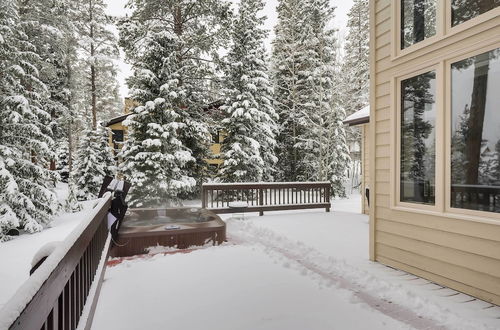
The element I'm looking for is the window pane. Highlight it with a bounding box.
[401,0,437,49]
[401,71,436,205]
[451,48,500,213]
[452,0,500,26]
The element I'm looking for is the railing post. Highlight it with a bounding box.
[259,188,264,216]
[201,185,206,209]
[325,184,331,212]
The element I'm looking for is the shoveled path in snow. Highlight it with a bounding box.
[93,196,500,330]
[93,245,410,330]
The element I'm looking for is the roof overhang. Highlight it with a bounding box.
[106,113,132,127]
[343,106,370,126]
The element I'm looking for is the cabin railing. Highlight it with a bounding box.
[201,182,331,216]
[0,194,112,330]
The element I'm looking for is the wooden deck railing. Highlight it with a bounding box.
[0,194,112,330]
[201,182,331,216]
[451,184,500,213]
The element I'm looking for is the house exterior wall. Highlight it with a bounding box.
[362,124,370,215]
[369,0,500,305]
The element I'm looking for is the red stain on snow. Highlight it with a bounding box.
[107,248,198,267]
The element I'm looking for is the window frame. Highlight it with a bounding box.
[444,42,500,220]
[447,0,500,33]
[393,64,444,212]
[393,0,500,59]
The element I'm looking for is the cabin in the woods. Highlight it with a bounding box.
[105,99,226,168]
[369,1,500,304]
[344,106,370,215]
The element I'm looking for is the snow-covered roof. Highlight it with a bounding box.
[343,106,370,126]
[106,113,132,127]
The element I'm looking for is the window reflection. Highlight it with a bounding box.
[401,71,436,205]
[401,0,437,49]
[451,48,500,213]
[452,0,500,26]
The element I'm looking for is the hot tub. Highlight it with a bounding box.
[110,208,226,257]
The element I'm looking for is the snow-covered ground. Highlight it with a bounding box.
[93,194,500,330]
[0,183,98,310]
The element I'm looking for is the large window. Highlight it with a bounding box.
[451,48,500,213]
[452,0,500,27]
[401,0,437,49]
[400,71,437,205]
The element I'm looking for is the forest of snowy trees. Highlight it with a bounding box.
[0,0,369,240]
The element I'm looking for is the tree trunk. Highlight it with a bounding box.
[413,0,425,44]
[465,52,490,184]
[90,0,97,130]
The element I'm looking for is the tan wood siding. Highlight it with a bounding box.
[370,0,500,305]
[362,125,370,215]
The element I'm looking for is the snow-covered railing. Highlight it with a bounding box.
[202,182,331,216]
[0,194,112,330]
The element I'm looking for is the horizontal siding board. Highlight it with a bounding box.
[376,208,500,242]
[377,231,500,278]
[375,31,391,50]
[375,119,390,134]
[377,220,500,260]
[375,106,390,121]
[377,256,500,305]
[375,94,390,108]
[375,169,390,182]
[375,0,390,14]
[376,243,500,296]
[375,145,390,158]
[375,194,390,207]
[375,81,390,97]
[375,5,390,25]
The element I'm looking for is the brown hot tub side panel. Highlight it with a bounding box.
[110,228,226,257]
[109,208,226,258]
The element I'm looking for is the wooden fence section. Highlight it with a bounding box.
[202,182,331,216]
[1,195,112,330]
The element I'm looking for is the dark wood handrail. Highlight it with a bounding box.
[0,194,112,330]
[202,182,331,216]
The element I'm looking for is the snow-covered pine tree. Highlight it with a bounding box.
[120,99,196,207]
[296,0,350,196]
[220,0,278,183]
[73,124,115,200]
[0,0,58,241]
[75,0,121,127]
[118,0,232,204]
[272,0,312,182]
[56,140,71,183]
[341,0,369,182]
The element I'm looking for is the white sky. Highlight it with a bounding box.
[104,0,354,97]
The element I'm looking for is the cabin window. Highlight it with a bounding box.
[401,0,437,49]
[451,0,500,27]
[451,48,500,213]
[400,71,437,205]
[112,130,124,150]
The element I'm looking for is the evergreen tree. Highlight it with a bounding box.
[220,0,278,183]
[120,99,196,207]
[340,0,369,187]
[75,0,121,128]
[56,140,71,183]
[271,0,311,181]
[73,125,115,200]
[118,0,232,204]
[0,0,58,241]
[301,0,350,196]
